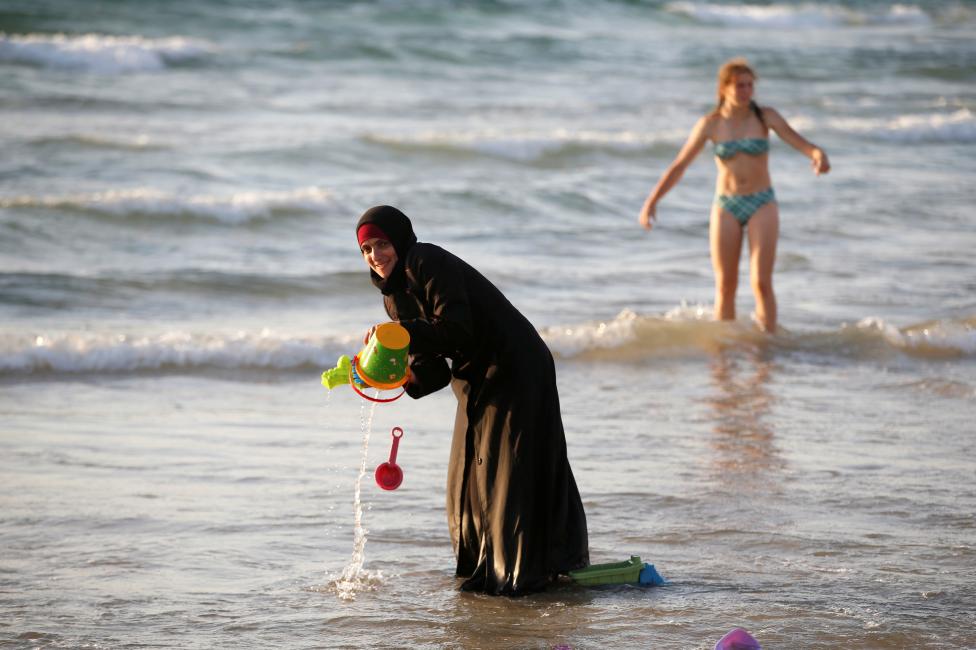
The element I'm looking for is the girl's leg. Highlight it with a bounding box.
[746,202,780,332]
[709,205,744,321]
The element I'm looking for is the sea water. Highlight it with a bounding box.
[2,1,975,648]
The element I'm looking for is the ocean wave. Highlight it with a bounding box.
[852,317,976,358]
[665,2,931,28]
[27,133,163,151]
[0,330,354,375]
[541,308,976,361]
[541,306,762,360]
[3,312,972,378]
[0,32,214,73]
[0,187,336,224]
[0,269,368,309]
[828,109,976,144]
[361,128,680,162]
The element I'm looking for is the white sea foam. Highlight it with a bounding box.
[0,330,353,374]
[365,128,680,161]
[0,187,335,223]
[542,308,976,360]
[29,133,160,151]
[665,2,930,28]
[667,2,847,27]
[856,318,976,356]
[879,4,936,25]
[541,305,746,360]
[829,109,976,144]
[4,315,973,376]
[541,308,642,358]
[663,302,714,322]
[0,32,214,73]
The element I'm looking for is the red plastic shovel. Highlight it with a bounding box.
[375,427,404,490]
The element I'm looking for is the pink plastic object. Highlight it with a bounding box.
[375,427,404,490]
[714,628,761,650]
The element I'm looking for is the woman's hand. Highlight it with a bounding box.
[363,325,378,345]
[639,203,657,230]
[811,148,830,175]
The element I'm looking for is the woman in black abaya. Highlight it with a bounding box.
[355,205,589,596]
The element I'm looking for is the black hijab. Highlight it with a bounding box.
[355,205,418,295]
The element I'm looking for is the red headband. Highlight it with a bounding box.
[357,223,389,246]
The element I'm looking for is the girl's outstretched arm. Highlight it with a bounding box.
[639,116,711,230]
[764,107,830,175]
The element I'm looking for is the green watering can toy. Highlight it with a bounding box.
[322,322,411,403]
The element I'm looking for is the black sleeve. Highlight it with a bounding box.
[404,354,452,399]
[399,249,476,357]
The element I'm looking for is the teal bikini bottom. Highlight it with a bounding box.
[715,188,776,226]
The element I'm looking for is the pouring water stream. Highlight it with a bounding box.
[334,395,379,600]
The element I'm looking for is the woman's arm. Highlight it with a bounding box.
[763,107,830,175]
[404,353,452,398]
[639,116,711,229]
[380,291,454,399]
[397,247,476,357]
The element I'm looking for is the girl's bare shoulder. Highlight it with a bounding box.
[698,112,722,137]
[758,105,784,123]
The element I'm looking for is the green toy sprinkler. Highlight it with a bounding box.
[321,322,411,403]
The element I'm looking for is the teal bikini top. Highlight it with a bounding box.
[714,137,769,160]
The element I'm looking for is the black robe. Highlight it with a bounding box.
[385,242,589,596]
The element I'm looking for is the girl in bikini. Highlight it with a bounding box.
[638,58,830,333]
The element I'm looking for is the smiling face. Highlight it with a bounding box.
[360,237,398,278]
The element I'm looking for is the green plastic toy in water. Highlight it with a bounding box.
[321,322,411,403]
[569,555,666,587]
